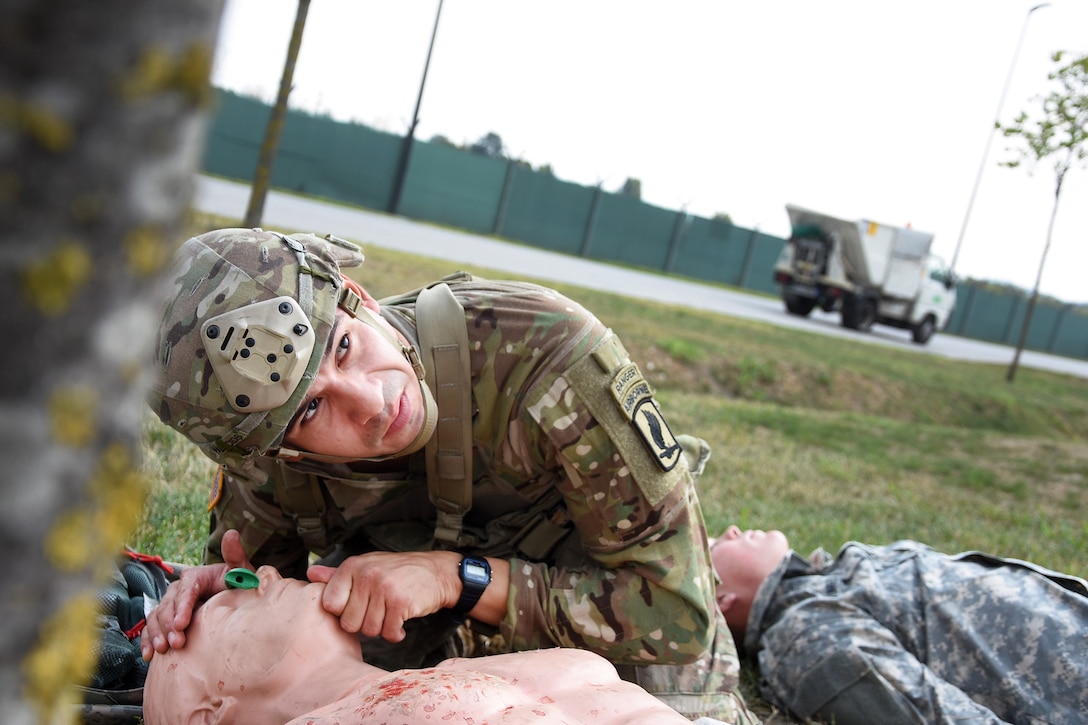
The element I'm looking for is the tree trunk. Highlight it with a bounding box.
[1007,172,1065,383]
[0,2,223,722]
[243,0,311,228]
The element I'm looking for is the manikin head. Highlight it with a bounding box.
[148,228,437,466]
[143,567,363,725]
[710,525,791,638]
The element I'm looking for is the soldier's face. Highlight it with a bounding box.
[282,306,425,459]
[711,526,790,600]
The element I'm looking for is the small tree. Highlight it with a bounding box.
[1000,52,1088,382]
[244,0,311,228]
[619,177,642,199]
[429,133,458,148]
[470,131,506,159]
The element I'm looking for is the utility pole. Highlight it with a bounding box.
[948,3,1050,276]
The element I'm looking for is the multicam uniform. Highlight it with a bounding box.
[152,230,757,723]
[746,540,1088,724]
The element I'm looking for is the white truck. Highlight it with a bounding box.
[772,205,956,345]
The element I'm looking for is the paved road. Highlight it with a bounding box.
[194,176,1088,380]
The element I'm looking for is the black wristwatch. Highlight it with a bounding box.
[451,555,491,615]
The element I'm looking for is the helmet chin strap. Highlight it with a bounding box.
[273,287,438,464]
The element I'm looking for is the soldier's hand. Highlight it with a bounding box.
[306,550,463,642]
[141,530,253,660]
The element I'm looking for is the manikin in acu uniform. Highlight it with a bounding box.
[145,228,758,723]
[710,526,1088,725]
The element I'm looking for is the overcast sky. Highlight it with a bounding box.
[210,0,1088,303]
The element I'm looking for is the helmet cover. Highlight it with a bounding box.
[149,228,364,467]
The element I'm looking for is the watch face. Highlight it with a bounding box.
[463,559,490,584]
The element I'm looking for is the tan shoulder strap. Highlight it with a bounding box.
[415,282,474,548]
[275,466,329,552]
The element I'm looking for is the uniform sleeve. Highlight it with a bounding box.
[204,459,310,579]
[757,598,1010,724]
[500,330,717,666]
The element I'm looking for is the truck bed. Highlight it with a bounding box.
[786,205,933,297]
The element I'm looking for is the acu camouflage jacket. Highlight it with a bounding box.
[747,540,1088,724]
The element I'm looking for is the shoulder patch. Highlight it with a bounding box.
[607,362,681,471]
[562,331,685,507]
[207,466,225,512]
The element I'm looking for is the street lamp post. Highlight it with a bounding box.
[948,2,1050,276]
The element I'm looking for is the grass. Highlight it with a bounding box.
[133,210,1088,720]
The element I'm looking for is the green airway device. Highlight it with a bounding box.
[225,567,259,589]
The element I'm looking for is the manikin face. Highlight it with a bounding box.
[143,568,360,724]
[282,301,425,459]
[711,525,791,604]
[188,567,355,657]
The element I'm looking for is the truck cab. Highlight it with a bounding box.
[902,254,956,343]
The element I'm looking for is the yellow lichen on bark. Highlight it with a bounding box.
[46,511,97,573]
[34,446,149,716]
[23,594,99,724]
[90,443,149,549]
[21,241,92,316]
[46,443,148,573]
[49,386,98,448]
[0,93,75,152]
[118,47,173,100]
[118,42,215,105]
[124,225,170,276]
[175,43,216,105]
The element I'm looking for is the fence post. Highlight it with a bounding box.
[1045,304,1071,353]
[738,225,760,289]
[580,184,603,257]
[493,159,517,235]
[663,211,689,273]
[1001,294,1023,345]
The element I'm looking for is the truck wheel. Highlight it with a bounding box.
[912,315,936,345]
[841,294,876,332]
[856,297,877,332]
[783,293,816,317]
[841,295,859,329]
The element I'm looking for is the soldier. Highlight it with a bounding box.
[711,525,1088,724]
[144,228,758,723]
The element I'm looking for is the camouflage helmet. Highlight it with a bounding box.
[149,228,433,467]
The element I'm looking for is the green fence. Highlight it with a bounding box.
[200,89,1088,362]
